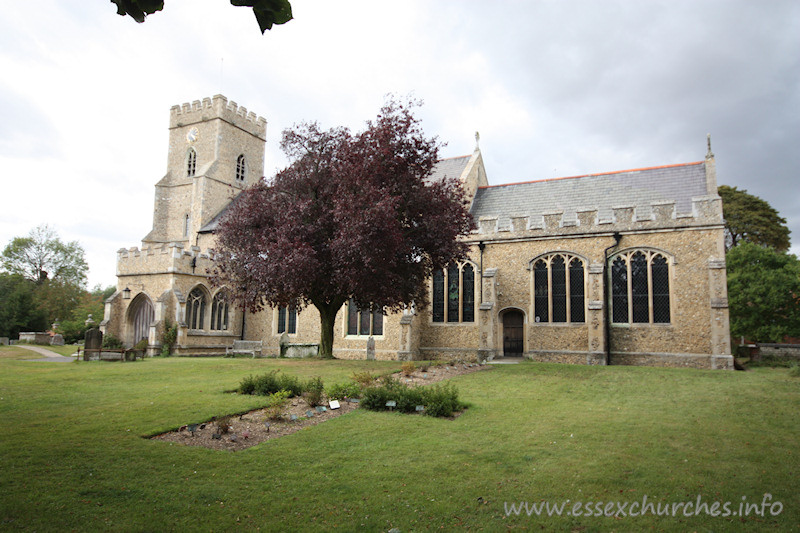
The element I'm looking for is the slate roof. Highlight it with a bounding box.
[198,194,242,233]
[470,161,708,222]
[427,155,471,184]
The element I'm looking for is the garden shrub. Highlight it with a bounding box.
[160,318,177,357]
[350,371,376,388]
[239,370,304,397]
[264,390,292,420]
[216,415,233,434]
[326,381,362,400]
[133,338,148,351]
[789,363,800,378]
[360,384,393,411]
[304,376,325,407]
[239,375,256,395]
[360,380,464,418]
[102,334,123,349]
[400,361,416,376]
[423,383,461,417]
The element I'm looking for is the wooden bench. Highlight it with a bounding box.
[226,340,263,358]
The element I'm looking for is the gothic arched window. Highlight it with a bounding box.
[187,287,206,330]
[210,291,229,331]
[186,147,197,177]
[611,250,671,324]
[236,154,246,182]
[532,253,586,324]
[431,262,477,323]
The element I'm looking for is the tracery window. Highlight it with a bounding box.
[432,262,476,323]
[347,299,383,336]
[611,250,671,324]
[210,291,229,331]
[277,305,297,334]
[187,287,206,330]
[532,253,585,323]
[236,154,246,182]
[187,147,197,177]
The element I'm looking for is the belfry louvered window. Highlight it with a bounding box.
[532,253,585,323]
[611,250,671,324]
[431,262,476,323]
[187,147,197,177]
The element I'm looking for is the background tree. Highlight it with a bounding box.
[56,285,115,344]
[726,242,800,342]
[0,274,48,338]
[212,99,476,358]
[111,0,292,33]
[1,225,88,287]
[719,185,790,252]
[1,226,91,339]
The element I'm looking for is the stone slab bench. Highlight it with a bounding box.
[226,340,263,358]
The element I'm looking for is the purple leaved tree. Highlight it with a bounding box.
[211,99,475,358]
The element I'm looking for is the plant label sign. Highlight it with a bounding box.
[329,400,341,410]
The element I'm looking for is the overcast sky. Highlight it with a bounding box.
[1,0,798,288]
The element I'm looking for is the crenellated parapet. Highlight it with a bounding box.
[117,242,218,277]
[170,94,266,140]
[472,195,723,239]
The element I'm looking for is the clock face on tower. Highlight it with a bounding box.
[186,127,199,143]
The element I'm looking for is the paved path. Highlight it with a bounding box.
[17,344,75,362]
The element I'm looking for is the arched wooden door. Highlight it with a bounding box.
[502,310,524,356]
[128,294,154,346]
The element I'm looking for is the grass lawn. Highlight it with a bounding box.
[0,352,797,531]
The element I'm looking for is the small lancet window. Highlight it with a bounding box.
[236,154,246,182]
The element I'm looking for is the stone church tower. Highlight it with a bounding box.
[102,96,266,353]
[145,95,266,244]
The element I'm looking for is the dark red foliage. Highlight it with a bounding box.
[211,99,475,355]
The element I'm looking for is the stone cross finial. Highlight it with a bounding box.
[475,131,480,150]
[706,133,714,159]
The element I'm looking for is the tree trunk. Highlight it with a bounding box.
[316,302,341,359]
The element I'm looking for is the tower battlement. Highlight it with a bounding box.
[117,242,217,277]
[170,94,267,140]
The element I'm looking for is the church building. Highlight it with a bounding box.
[101,95,733,369]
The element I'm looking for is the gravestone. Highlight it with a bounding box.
[84,328,103,361]
[50,334,65,346]
[366,336,376,360]
[278,331,290,356]
[0,337,8,346]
